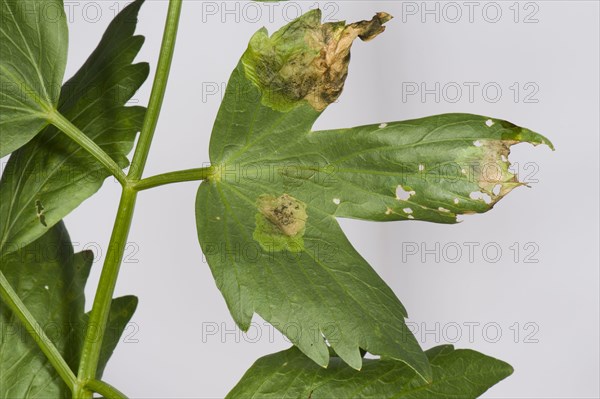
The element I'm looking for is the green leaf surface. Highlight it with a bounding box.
[0,0,148,256]
[197,9,551,380]
[0,222,137,398]
[0,0,68,157]
[227,345,513,398]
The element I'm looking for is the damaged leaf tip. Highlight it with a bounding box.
[353,12,393,42]
[241,11,393,112]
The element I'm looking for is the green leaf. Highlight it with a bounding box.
[0,0,148,256]
[83,295,139,379]
[0,0,68,157]
[0,222,137,397]
[197,9,551,380]
[227,345,513,398]
[198,10,431,379]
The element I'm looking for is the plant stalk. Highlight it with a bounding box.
[133,167,213,191]
[0,271,77,390]
[74,1,184,397]
[129,0,183,180]
[74,188,137,398]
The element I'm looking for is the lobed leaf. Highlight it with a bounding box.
[0,222,137,398]
[197,8,551,381]
[198,9,431,379]
[0,0,148,256]
[0,0,68,157]
[227,345,513,398]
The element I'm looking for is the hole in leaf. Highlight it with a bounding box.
[492,184,502,196]
[469,191,492,204]
[396,185,415,201]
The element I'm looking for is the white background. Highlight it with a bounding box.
[56,0,600,397]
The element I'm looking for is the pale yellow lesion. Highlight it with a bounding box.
[253,193,308,252]
[474,140,525,205]
[258,194,307,237]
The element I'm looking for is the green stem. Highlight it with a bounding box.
[133,167,213,191]
[85,379,128,399]
[75,1,184,397]
[75,187,137,398]
[129,0,183,180]
[0,270,77,390]
[48,111,128,186]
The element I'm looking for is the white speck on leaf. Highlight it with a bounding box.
[408,215,415,219]
[418,164,425,171]
[474,140,483,147]
[438,207,450,212]
[44,285,49,290]
[453,198,459,204]
[485,119,494,127]
[332,198,341,205]
[379,123,387,128]
[403,207,413,214]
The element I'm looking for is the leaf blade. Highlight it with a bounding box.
[226,345,513,399]
[0,0,68,157]
[198,180,428,375]
[0,222,137,397]
[198,10,432,379]
[0,0,148,256]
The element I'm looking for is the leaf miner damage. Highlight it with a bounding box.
[253,193,307,252]
[241,9,392,111]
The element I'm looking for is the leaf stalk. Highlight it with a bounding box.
[85,379,129,399]
[0,270,78,390]
[48,111,128,186]
[133,167,213,191]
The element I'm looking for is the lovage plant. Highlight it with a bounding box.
[0,0,553,397]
